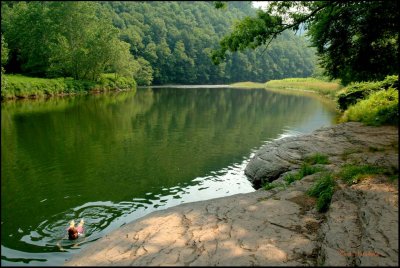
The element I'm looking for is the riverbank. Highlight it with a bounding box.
[230,78,342,100]
[232,76,398,127]
[229,81,266,89]
[65,122,398,266]
[1,74,136,100]
[265,78,342,100]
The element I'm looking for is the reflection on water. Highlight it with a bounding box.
[1,87,337,265]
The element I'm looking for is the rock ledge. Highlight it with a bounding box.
[65,123,398,266]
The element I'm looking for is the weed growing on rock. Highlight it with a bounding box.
[307,173,336,212]
[284,163,324,184]
[263,182,275,190]
[262,182,287,191]
[339,164,388,185]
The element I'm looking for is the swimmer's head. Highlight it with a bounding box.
[68,226,78,240]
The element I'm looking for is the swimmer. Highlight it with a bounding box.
[67,219,84,240]
[58,219,86,251]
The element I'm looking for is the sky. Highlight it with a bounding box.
[252,1,269,10]
[251,1,307,36]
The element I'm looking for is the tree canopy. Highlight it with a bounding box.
[212,1,399,85]
[1,2,134,81]
[2,1,320,85]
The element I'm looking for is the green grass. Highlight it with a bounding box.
[338,164,390,185]
[307,173,336,212]
[336,75,398,110]
[305,153,330,165]
[2,75,79,99]
[340,87,398,126]
[263,182,276,190]
[262,181,287,191]
[263,161,326,190]
[284,163,324,184]
[265,77,342,99]
[1,74,136,100]
[230,81,266,89]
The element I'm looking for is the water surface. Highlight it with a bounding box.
[1,86,337,265]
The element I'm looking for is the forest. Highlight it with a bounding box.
[1,1,316,86]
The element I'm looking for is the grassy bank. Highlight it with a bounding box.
[264,77,342,99]
[338,75,398,126]
[1,74,136,100]
[232,75,398,127]
[229,81,266,89]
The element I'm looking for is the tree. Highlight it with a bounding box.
[1,2,54,76]
[47,2,133,80]
[1,35,9,89]
[172,41,195,83]
[1,35,8,69]
[2,1,135,81]
[133,57,154,86]
[108,39,137,79]
[2,1,319,84]
[212,1,399,85]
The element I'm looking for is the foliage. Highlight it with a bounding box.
[229,82,266,89]
[284,163,324,184]
[2,2,136,81]
[338,164,390,185]
[1,35,8,67]
[212,1,399,85]
[336,75,398,110]
[305,153,329,165]
[1,74,136,100]
[262,181,287,191]
[213,1,227,9]
[1,35,9,89]
[96,73,137,91]
[340,87,398,126]
[2,1,317,85]
[265,77,342,99]
[307,173,336,212]
[133,57,153,86]
[263,182,276,190]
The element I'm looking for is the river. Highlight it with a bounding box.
[1,86,337,266]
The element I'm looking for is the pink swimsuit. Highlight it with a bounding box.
[76,225,84,235]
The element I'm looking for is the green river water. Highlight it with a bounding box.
[1,86,337,265]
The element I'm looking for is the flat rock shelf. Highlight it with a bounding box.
[65,122,398,266]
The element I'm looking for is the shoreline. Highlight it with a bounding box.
[1,74,137,101]
[65,122,398,266]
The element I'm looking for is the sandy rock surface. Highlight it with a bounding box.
[65,122,398,266]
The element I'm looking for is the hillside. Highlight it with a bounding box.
[1,1,317,86]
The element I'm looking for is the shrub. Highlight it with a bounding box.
[336,75,398,110]
[340,87,398,126]
[1,74,136,100]
[96,73,136,91]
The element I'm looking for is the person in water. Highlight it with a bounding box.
[67,219,84,240]
[57,219,86,251]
